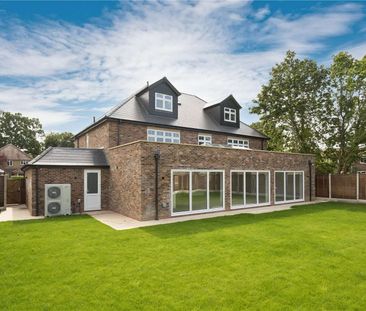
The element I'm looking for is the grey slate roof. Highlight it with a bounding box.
[106,93,267,139]
[26,147,109,167]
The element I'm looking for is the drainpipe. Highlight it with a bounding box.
[308,160,313,201]
[154,150,160,220]
[35,167,40,216]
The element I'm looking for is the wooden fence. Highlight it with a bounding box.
[7,178,26,204]
[0,175,4,207]
[316,173,366,200]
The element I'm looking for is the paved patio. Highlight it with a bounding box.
[0,201,326,229]
[0,204,44,222]
[87,200,324,230]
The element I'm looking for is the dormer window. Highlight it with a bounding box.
[224,107,236,123]
[155,93,173,112]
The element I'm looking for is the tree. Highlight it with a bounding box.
[322,52,366,174]
[0,112,44,156]
[250,121,286,151]
[44,132,75,149]
[251,51,328,154]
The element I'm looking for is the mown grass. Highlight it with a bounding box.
[1,202,366,310]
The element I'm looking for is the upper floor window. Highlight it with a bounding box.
[7,160,13,166]
[155,93,173,112]
[227,138,249,149]
[361,156,366,164]
[198,134,212,146]
[224,107,236,123]
[21,160,28,165]
[147,129,180,144]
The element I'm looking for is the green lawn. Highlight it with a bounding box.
[1,202,366,310]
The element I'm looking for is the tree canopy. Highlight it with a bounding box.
[251,51,366,173]
[44,132,75,149]
[0,112,44,157]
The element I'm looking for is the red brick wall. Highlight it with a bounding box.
[109,141,315,221]
[75,121,112,149]
[75,120,267,151]
[118,122,266,150]
[108,143,142,219]
[25,167,109,216]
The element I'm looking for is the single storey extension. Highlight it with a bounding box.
[24,77,315,220]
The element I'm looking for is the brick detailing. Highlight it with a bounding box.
[75,120,267,151]
[25,167,109,216]
[108,141,315,221]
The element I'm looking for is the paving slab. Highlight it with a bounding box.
[87,200,324,230]
[0,205,44,222]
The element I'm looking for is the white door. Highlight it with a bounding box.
[84,169,101,211]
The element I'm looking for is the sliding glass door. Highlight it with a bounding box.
[275,171,304,204]
[231,171,270,208]
[172,170,224,215]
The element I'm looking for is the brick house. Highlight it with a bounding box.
[24,77,315,220]
[0,144,31,176]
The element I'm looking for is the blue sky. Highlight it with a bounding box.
[0,1,365,134]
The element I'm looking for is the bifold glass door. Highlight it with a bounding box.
[231,171,270,208]
[275,171,304,203]
[172,170,224,215]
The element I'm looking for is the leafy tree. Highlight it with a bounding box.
[250,121,286,151]
[0,112,44,156]
[44,132,74,149]
[251,51,328,154]
[322,52,366,173]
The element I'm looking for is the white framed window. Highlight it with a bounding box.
[198,134,212,146]
[360,156,366,164]
[7,160,13,166]
[147,129,180,144]
[227,138,249,149]
[171,169,225,215]
[86,134,89,148]
[275,171,304,204]
[231,170,270,208]
[224,107,236,123]
[155,93,173,112]
[20,160,28,165]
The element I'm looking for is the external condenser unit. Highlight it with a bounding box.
[45,184,71,217]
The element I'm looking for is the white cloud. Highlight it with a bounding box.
[346,42,366,59]
[253,5,270,21]
[0,1,363,132]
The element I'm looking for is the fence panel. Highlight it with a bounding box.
[316,175,329,197]
[331,174,357,200]
[7,178,26,205]
[360,174,366,200]
[0,175,4,207]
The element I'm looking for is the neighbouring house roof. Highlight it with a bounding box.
[24,147,109,168]
[0,144,32,160]
[106,93,267,139]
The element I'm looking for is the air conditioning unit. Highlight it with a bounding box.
[45,184,71,217]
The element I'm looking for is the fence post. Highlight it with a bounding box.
[328,173,332,199]
[357,172,360,201]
